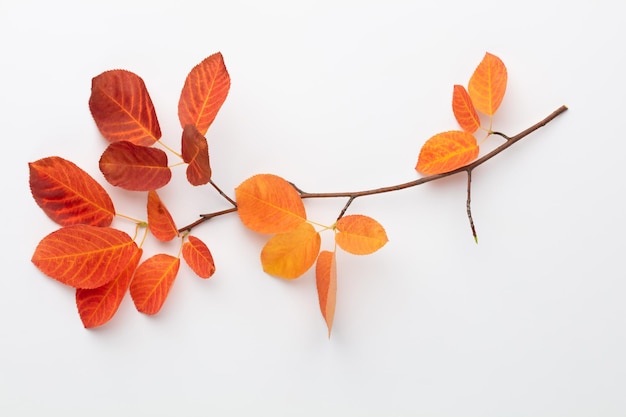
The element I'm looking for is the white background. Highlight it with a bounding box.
[1,1,625,416]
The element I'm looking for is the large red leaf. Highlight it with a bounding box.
[452,85,481,133]
[181,124,211,186]
[89,69,161,146]
[76,248,143,328]
[32,225,138,289]
[178,52,230,135]
[130,254,180,315]
[182,235,215,279]
[260,222,321,279]
[147,190,178,242]
[99,141,171,191]
[468,52,508,116]
[29,156,115,227]
[415,130,479,175]
[316,250,337,337]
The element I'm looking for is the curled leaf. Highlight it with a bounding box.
[468,52,507,116]
[415,130,479,175]
[316,250,337,337]
[261,222,321,279]
[147,190,178,242]
[335,215,388,255]
[130,254,180,315]
[99,141,171,191]
[182,235,216,279]
[452,85,481,133]
[181,124,212,186]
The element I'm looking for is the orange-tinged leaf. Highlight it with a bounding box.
[468,52,507,116]
[415,130,479,175]
[178,52,230,135]
[182,235,215,279]
[29,157,115,227]
[99,141,171,191]
[181,124,211,186]
[31,225,138,289]
[130,254,180,315]
[335,215,388,255]
[76,248,143,328]
[147,190,178,242]
[316,250,337,337]
[89,69,161,146]
[235,174,307,234]
[261,222,321,279]
[452,85,481,133]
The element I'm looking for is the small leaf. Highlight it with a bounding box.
[468,52,507,116]
[147,190,178,242]
[130,254,180,315]
[235,174,307,234]
[415,130,479,175]
[316,250,337,338]
[89,69,161,146]
[452,85,481,133]
[178,52,230,135]
[261,222,321,279]
[76,248,143,328]
[335,215,388,255]
[32,225,138,289]
[181,124,212,186]
[182,235,215,279]
[99,141,171,191]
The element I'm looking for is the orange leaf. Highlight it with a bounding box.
[99,141,171,191]
[335,214,388,255]
[89,69,161,146]
[316,250,337,337]
[468,52,507,116]
[178,52,230,135]
[29,156,115,227]
[76,248,143,328]
[31,225,138,289]
[260,222,321,279]
[235,174,307,234]
[182,235,215,279]
[181,124,212,186]
[130,254,180,315]
[147,190,178,242]
[452,85,481,133]
[415,130,479,175]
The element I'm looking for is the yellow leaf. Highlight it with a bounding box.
[261,222,320,279]
[335,215,388,255]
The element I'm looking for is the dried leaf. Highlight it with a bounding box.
[415,130,479,175]
[452,85,481,133]
[261,222,321,279]
[147,190,178,242]
[468,52,507,116]
[99,141,171,191]
[335,215,388,255]
[181,124,211,186]
[130,254,180,315]
[182,235,215,279]
[316,250,337,337]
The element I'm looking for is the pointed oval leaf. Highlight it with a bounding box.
[130,254,180,315]
[29,156,115,227]
[415,130,479,175]
[76,248,143,328]
[181,124,212,186]
[316,250,337,338]
[452,85,481,133]
[235,174,306,234]
[261,222,321,279]
[99,141,171,191]
[468,52,508,116]
[335,214,388,255]
[89,69,161,146]
[182,235,216,279]
[178,52,231,135]
[147,190,178,242]
[31,225,138,289]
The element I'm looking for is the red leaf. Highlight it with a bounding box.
[130,254,180,315]
[89,69,161,146]
[452,85,481,133]
[178,52,230,135]
[182,235,215,279]
[99,141,171,191]
[76,248,143,328]
[415,130,479,175]
[316,250,337,337]
[29,156,115,227]
[31,225,138,289]
[147,190,178,242]
[181,124,212,186]
[468,52,508,116]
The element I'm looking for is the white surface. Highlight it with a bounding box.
[1,1,625,416]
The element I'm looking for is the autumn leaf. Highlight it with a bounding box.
[468,52,507,116]
[89,69,161,146]
[99,141,171,191]
[32,225,138,289]
[415,130,479,175]
[452,85,481,133]
[181,124,211,186]
[147,190,178,242]
[182,235,215,279]
[235,174,307,234]
[261,222,321,279]
[178,52,230,135]
[335,215,388,255]
[130,254,180,315]
[76,248,143,328]
[316,250,337,337]
[29,156,115,227]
